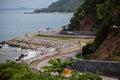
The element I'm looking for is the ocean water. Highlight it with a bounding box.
[0,10,73,42]
[0,44,38,63]
[0,10,73,63]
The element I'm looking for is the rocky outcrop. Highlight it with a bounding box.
[95,29,120,60]
[81,13,94,31]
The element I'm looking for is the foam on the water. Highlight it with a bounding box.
[22,51,38,60]
[0,45,21,63]
[2,44,9,48]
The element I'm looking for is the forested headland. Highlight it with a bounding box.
[34,0,85,13]
[67,0,120,61]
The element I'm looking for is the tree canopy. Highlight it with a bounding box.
[34,0,85,13]
[73,0,120,57]
[0,60,101,80]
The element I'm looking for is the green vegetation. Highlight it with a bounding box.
[76,51,96,60]
[38,71,101,80]
[0,60,101,80]
[0,60,39,80]
[42,58,76,75]
[34,0,85,13]
[64,0,106,31]
[41,58,101,80]
[34,34,78,40]
[30,34,94,44]
[68,0,120,59]
[107,53,120,62]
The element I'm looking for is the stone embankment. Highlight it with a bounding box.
[2,36,77,51]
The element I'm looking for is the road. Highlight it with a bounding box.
[30,51,118,80]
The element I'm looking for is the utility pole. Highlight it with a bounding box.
[79,22,83,59]
[79,40,82,59]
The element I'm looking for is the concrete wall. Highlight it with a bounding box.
[60,31,95,36]
[72,58,120,78]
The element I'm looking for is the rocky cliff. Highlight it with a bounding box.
[81,13,94,31]
[95,28,120,60]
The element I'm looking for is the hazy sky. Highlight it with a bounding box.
[0,0,58,9]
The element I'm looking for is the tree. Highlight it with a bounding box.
[42,58,76,75]
[0,60,39,80]
[74,0,120,57]
[34,0,85,13]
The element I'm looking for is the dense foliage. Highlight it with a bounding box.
[42,58,76,74]
[66,0,120,57]
[65,0,106,31]
[0,60,39,80]
[83,0,120,56]
[34,0,84,13]
[0,60,101,80]
[38,71,101,80]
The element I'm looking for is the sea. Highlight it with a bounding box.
[0,10,73,63]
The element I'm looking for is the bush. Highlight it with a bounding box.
[107,53,120,62]
[0,60,102,80]
[82,44,95,56]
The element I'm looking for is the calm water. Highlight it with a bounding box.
[0,10,73,63]
[0,10,73,42]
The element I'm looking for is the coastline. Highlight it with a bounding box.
[0,29,95,63]
[0,33,79,62]
[24,12,74,14]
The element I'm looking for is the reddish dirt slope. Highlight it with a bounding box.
[95,29,120,60]
[81,13,94,31]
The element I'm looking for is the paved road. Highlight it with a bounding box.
[32,51,118,80]
[29,50,77,72]
[28,41,118,80]
[37,51,77,71]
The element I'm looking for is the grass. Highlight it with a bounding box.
[83,53,97,60]
[27,34,94,44]
[29,60,38,65]
[76,52,120,62]
[107,53,120,62]
[76,52,97,60]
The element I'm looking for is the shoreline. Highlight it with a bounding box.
[24,12,73,14]
[3,35,77,50]
[0,34,79,62]
[0,32,94,65]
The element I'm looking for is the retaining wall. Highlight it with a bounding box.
[60,31,95,36]
[72,58,120,78]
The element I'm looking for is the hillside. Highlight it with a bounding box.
[64,0,106,31]
[95,28,120,60]
[72,0,120,61]
[34,0,85,13]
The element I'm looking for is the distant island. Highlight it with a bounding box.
[33,0,85,13]
[0,7,36,10]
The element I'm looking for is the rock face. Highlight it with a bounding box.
[81,13,94,31]
[95,29,120,60]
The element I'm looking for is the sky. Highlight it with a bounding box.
[0,0,58,9]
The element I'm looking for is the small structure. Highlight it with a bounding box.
[38,29,43,33]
